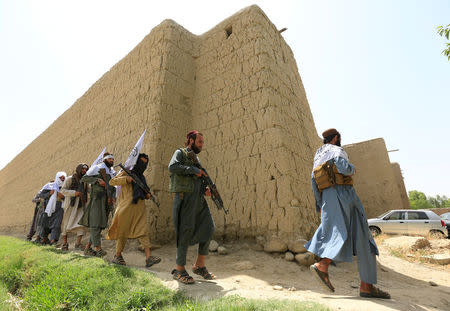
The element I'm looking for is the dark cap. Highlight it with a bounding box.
[322,128,339,138]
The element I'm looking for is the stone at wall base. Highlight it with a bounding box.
[288,238,308,254]
[217,246,228,255]
[209,240,219,252]
[285,251,295,261]
[295,252,316,266]
[264,237,288,253]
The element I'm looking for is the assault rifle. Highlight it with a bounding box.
[186,150,228,215]
[117,163,160,208]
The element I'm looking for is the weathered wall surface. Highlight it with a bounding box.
[344,138,404,218]
[0,5,412,244]
[191,7,321,242]
[391,163,410,210]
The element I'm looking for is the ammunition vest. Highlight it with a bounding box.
[169,148,197,193]
[313,160,353,192]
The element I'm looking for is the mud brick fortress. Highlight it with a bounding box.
[0,6,408,244]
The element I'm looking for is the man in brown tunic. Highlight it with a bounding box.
[108,153,161,267]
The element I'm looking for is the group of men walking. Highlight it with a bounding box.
[25,129,390,299]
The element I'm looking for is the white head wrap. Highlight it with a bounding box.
[44,171,67,217]
[85,162,116,178]
[312,144,349,177]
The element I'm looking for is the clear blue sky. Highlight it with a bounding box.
[0,0,449,197]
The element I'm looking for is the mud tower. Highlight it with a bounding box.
[344,138,406,218]
[0,5,321,242]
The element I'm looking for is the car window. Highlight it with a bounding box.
[441,213,450,220]
[386,212,405,220]
[408,211,429,220]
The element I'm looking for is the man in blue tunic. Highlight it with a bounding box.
[306,128,390,299]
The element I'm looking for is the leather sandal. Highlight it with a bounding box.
[193,266,215,280]
[171,269,195,284]
[310,264,335,292]
[145,256,161,267]
[112,255,126,266]
[61,243,69,251]
[360,286,391,299]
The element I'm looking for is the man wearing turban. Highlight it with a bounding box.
[168,131,215,284]
[306,129,390,299]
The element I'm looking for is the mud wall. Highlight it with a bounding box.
[391,163,410,210]
[0,6,322,242]
[344,138,404,218]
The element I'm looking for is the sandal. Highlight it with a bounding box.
[74,243,84,250]
[360,286,391,299]
[145,256,161,267]
[310,264,335,292]
[95,249,107,257]
[193,266,215,280]
[171,269,195,284]
[112,255,126,266]
[61,243,69,251]
[84,247,96,256]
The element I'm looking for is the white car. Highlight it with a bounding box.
[368,209,446,237]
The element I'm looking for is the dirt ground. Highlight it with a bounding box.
[101,235,450,311]
[6,232,450,311]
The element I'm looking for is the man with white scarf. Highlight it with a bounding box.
[306,129,390,299]
[39,171,67,245]
[79,152,116,257]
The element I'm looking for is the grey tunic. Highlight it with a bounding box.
[79,174,114,229]
[169,149,215,249]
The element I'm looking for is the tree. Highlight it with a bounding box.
[409,190,450,209]
[408,190,433,209]
[437,24,450,61]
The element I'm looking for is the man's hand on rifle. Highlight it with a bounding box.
[195,169,207,178]
[57,192,65,199]
[75,191,82,197]
[126,176,134,184]
[205,187,211,197]
[98,179,106,187]
[145,193,152,200]
[49,190,55,195]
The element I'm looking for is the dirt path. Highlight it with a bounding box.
[101,237,450,311]
[5,232,449,311]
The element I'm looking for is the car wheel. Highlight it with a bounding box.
[369,226,381,237]
[428,230,445,239]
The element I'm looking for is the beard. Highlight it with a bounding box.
[192,144,201,154]
[335,139,341,147]
[104,160,113,168]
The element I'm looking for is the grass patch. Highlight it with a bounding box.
[0,236,328,311]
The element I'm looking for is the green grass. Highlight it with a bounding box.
[0,236,328,311]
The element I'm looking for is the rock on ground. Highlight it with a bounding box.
[209,240,219,252]
[285,251,295,261]
[264,237,288,253]
[287,239,308,254]
[295,252,316,266]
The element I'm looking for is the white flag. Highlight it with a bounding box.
[91,147,106,168]
[124,130,146,169]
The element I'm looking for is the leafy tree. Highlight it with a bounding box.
[437,24,450,61]
[409,190,450,209]
[409,190,433,209]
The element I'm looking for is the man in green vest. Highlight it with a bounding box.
[169,131,215,284]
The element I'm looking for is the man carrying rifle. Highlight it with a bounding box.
[107,153,161,267]
[80,152,116,257]
[169,130,215,284]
